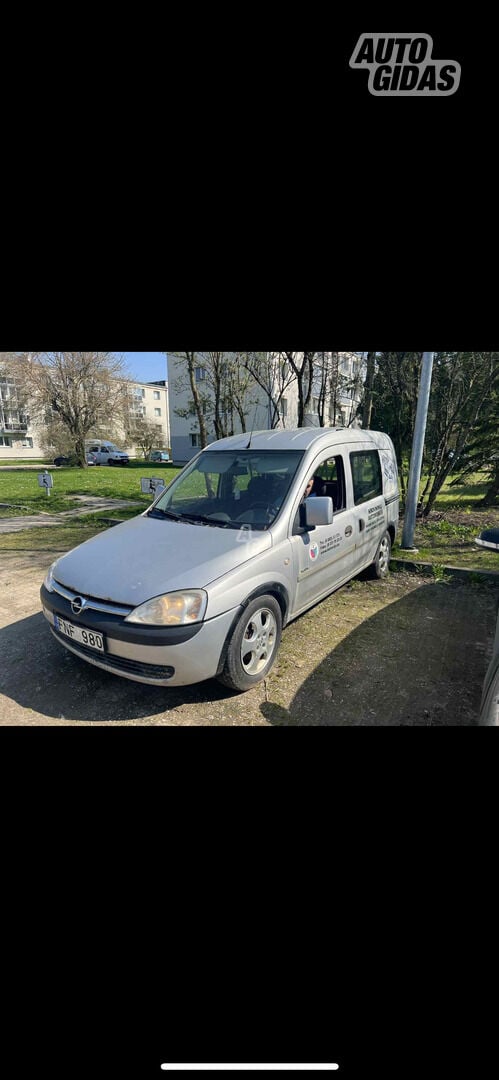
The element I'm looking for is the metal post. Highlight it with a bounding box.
[400,352,434,550]
[44,470,50,497]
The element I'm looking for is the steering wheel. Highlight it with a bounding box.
[235,501,276,524]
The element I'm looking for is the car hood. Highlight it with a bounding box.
[52,513,273,607]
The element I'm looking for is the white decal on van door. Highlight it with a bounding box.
[381,452,396,481]
[366,505,384,533]
[319,532,342,554]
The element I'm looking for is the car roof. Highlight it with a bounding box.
[203,428,394,453]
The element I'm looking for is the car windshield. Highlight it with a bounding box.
[152,450,304,530]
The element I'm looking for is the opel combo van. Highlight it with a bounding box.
[40,428,399,691]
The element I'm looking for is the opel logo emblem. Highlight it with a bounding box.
[71,596,85,616]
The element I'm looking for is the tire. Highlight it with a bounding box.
[372,530,392,579]
[217,594,282,692]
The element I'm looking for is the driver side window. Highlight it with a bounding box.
[292,454,346,535]
[315,455,346,512]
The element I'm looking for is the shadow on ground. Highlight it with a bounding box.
[261,580,499,726]
[1,578,497,725]
[0,612,234,722]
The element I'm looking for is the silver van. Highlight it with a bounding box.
[41,428,399,691]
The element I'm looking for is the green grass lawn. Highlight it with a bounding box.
[1,464,498,571]
[393,472,499,571]
[0,463,182,515]
[392,521,499,571]
[0,458,51,466]
[0,521,109,552]
[428,472,491,510]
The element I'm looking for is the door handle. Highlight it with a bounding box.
[359,518,366,532]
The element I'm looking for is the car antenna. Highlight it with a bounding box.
[245,403,259,449]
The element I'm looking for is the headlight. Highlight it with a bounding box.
[43,559,60,592]
[124,590,208,626]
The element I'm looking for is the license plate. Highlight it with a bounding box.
[54,615,105,653]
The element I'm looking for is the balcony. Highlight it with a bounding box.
[1,415,28,432]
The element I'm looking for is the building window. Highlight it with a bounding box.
[0,436,12,446]
[154,408,161,416]
[153,391,161,400]
[195,367,206,382]
[21,438,33,448]
[190,433,202,447]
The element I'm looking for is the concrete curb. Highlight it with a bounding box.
[390,557,499,583]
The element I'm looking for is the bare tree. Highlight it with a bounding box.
[281,351,317,426]
[125,416,165,459]
[200,352,257,438]
[12,352,130,467]
[361,352,377,429]
[242,352,296,428]
[169,352,211,448]
[312,352,331,426]
[169,352,258,444]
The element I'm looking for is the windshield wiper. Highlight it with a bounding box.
[179,512,241,529]
[147,507,181,521]
[148,508,240,529]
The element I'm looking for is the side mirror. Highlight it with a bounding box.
[305,496,334,527]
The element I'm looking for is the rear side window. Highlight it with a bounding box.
[350,450,382,505]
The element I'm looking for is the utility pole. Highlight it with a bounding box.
[401,351,434,550]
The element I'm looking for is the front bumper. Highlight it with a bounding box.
[40,583,239,686]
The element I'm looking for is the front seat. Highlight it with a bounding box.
[246,475,270,505]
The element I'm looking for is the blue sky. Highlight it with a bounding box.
[121,352,168,384]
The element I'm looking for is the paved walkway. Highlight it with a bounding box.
[0,496,143,533]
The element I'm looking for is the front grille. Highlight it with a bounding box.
[51,627,174,680]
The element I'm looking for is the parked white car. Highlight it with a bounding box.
[41,427,399,691]
[85,441,129,466]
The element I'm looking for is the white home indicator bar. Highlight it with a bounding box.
[161,1067,339,1072]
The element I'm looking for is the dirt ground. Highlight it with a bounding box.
[0,549,498,725]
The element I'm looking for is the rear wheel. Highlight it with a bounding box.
[372,530,392,579]
[217,594,282,691]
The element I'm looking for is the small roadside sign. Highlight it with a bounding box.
[38,471,54,496]
[141,477,166,495]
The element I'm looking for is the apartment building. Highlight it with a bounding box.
[0,372,170,460]
[125,379,170,453]
[0,372,34,455]
[167,352,366,464]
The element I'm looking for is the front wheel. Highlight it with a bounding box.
[372,530,392,579]
[217,594,282,692]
